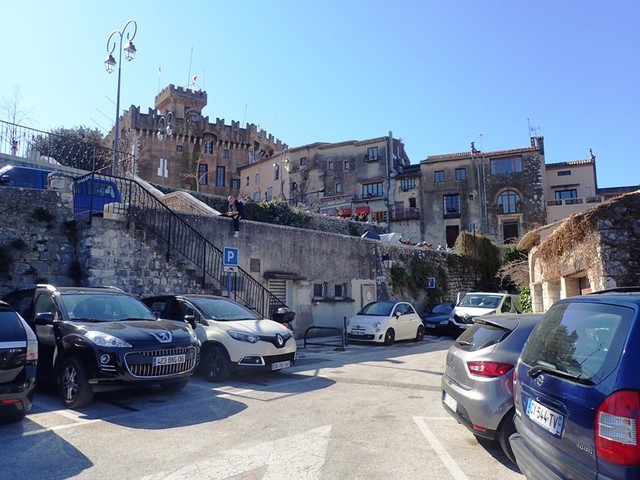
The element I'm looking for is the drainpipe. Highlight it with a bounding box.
[386,131,394,233]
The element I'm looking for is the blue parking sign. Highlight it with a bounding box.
[427,277,436,289]
[223,247,239,266]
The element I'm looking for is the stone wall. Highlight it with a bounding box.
[0,178,477,336]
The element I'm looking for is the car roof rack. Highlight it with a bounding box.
[589,286,640,295]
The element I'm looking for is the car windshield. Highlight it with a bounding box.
[358,302,394,316]
[62,293,156,322]
[191,297,261,321]
[458,294,502,309]
[432,303,452,314]
[520,302,632,384]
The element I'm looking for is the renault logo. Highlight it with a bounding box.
[275,334,284,347]
[535,374,545,387]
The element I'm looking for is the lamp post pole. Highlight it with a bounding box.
[157,112,173,185]
[105,19,138,176]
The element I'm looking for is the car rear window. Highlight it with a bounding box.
[520,302,633,385]
[454,322,510,352]
[0,309,26,338]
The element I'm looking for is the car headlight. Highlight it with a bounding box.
[373,322,382,329]
[228,330,260,343]
[85,331,132,348]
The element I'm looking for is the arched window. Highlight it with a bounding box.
[497,190,522,214]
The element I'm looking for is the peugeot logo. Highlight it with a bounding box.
[151,331,173,343]
[275,334,284,347]
[535,374,545,387]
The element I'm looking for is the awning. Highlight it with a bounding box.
[337,208,352,216]
[355,207,370,215]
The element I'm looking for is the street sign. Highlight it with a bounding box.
[223,247,239,266]
[223,266,238,273]
[427,277,436,289]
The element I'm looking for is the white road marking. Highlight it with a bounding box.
[138,425,332,480]
[414,416,470,480]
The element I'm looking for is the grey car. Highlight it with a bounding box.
[441,313,543,463]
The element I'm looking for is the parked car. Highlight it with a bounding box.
[421,302,454,336]
[510,287,640,479]
[2,285,200,408]
[0,165,51,189]
[448,292,521,337]
[346,300,425,345]
[0,301,38,422]
[0,165,121,218]
[141,294,296,382]
[441,313,543,463]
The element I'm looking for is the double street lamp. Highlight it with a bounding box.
[157,112,173,185]
[104,19,138,176]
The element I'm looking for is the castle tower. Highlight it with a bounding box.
[155,84,208,119]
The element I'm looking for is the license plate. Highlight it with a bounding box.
[525,396,564,437]
[443,391,457,412]
[271,360,291,370]
[351,330,366,335]
[153,354,186,367]
[426,324,436,329]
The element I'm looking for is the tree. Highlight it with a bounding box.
[32,126,112,171]
[1,87,33,155]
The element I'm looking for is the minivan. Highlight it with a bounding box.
[510,288,640,479]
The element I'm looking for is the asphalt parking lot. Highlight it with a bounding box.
[1,335,523,479]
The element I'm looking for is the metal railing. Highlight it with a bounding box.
[0,119,133,173]
[73,171,288,319]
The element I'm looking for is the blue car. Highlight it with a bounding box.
[510,288,640,479]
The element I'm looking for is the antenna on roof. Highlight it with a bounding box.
[528,118,541,138]
[242,104,247,126]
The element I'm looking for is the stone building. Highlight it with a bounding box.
[237,133,415,236]
[111,83,286,196]
[521,190,640,312]
[419,137,548,247]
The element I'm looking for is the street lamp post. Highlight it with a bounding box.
[157,112,173,185]
[105,19,138,176]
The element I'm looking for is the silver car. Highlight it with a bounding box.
[441,313,543,463]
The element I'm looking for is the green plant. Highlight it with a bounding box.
[68,260,84,283]
[388,252,448,303]
[63,220,78,244]
[519,286,532,312]
[33,207,55,223]
[0,244,13,277]
[454,232,502,289]
[10,238,27,250]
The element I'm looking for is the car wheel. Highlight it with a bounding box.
[200,344,231,382]
[383,328,395,346]
[415,325,425,342]
[59,356,94,409]
[497,408,517,464]
[160,378,189,392]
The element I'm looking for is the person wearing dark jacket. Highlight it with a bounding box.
[225,195,245,237]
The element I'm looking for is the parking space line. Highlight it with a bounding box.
[413,416,469,480]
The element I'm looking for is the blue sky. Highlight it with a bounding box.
[1,1,638,188]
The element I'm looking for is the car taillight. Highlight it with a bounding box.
[466,361,513,377]
[26,338,38,361]
[596,390,640,466]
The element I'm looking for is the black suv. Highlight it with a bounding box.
[2,285,200,408]
[0,301,38,422]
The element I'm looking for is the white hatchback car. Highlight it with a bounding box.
[346,300,425,345]
[142,295,296,382]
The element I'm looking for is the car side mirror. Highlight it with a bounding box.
[184,314,197,329]
[35,312,54,325]
[395,311,401,318]
[0,174,9,185]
